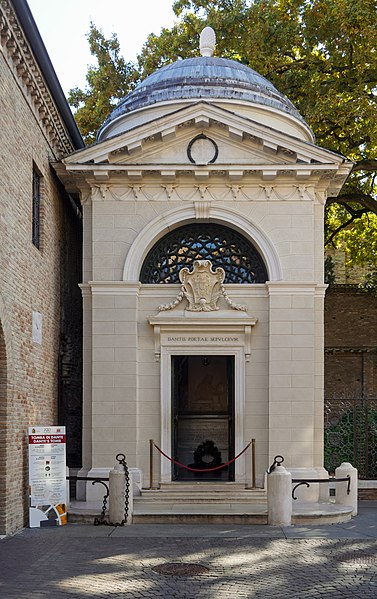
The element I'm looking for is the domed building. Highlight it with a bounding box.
[59,28,352,512]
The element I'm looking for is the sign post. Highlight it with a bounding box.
[28,426,67,527]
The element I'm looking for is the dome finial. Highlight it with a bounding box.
[200,27,216,57]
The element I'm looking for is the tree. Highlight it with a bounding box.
[68,23,139,144]
[138,0,377,268]
[69,1,377,269]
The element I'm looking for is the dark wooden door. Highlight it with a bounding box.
[172,355,234,481]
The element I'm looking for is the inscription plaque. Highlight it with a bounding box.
[178,418,228,450]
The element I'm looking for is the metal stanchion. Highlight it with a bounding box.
[149,439,154,489]
[251,438,256,488]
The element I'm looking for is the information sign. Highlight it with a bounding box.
[28,426,67,527]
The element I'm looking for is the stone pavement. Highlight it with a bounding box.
[1,502,376,599]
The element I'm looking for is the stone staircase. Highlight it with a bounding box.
[138,482,266,502]
[68,482,354,526]
[132,483,268,524]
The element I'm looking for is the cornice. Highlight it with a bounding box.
[0,0,79,157]
[60,102,352,195]
[65,102,350,167]
[79,179,336,205]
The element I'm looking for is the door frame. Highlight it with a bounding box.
[160,346,245,483]
[171,355,235,482]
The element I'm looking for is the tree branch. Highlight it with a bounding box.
[325,207,369,247]
[352,159,377,173]
[326,193,377,214]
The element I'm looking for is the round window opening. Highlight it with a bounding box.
[140,223,268,284]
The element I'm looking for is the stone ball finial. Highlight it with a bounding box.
[200,27,216,57]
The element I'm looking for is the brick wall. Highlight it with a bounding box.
[324,286,377,479]
[325,286,377,349]
[0,322,7,533]
[0,27,81,533]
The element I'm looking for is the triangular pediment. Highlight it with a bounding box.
[109,125,292,167]
[59,102,352,194]
[64,102,346,169]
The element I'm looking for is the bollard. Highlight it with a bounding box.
[267,464,292,526]
[109,462,134,525]
[335,462,358,516]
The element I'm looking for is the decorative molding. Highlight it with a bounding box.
[159,344,246,481]
[128,185,144,199]
[187,133,218,165]
[0,0,75,157]
[85,182,326,204]
[83,281,141,295]
[123,204,283,282]
[161,184,176,199]
[80,190,91,205]
[195,185,208,199]
[221,287,248,312]
[92,184,109,200]
[266,281,320,295]
[194,201,211,219]
[63,101,352,176]
[227,184,243,198]
[163,260,222,312]
[259,185,274,199]
[149,314,257,362]
[158,260,247,313]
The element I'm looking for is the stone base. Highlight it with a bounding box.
[288,467,329,502]
[75,467,143,501]
[358,480,377,500]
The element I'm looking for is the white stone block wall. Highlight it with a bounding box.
[79,178,330,487]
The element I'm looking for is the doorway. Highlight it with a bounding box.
[172,355,234,481]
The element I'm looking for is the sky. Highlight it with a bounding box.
[27,0,178,96]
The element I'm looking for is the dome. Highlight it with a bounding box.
[97,28,311,141]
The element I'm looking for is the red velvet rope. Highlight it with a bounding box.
[153,441,251,473]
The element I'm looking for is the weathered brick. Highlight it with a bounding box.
[0,1,81,535]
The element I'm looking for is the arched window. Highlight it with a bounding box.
[140,223,268,284]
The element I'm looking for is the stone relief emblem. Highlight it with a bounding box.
[181,259,224,312]
[158,260,247,312]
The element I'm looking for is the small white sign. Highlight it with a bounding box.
[28,426,67,527]
[32,312,42,344]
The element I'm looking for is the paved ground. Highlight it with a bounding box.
[1,502,377,598]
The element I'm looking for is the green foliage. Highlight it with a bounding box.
[69,2,377,268]
[139,0,377,268]
[358,270,377,292]
[324,255,336,286]
[68,23,139,144]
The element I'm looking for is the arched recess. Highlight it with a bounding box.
[123,205,282,282]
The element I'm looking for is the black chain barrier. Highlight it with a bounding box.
[116,452,130,526]
[93,452,130,526]
[92,480,109,525]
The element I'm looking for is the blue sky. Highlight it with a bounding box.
[27,0,177,95]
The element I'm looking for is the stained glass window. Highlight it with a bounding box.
[140,223,268,284]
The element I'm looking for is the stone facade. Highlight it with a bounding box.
[0,0,82,534]
[58,46,352,498]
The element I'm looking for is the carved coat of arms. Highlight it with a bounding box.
[180,260,224,311]
[158,259,247,312]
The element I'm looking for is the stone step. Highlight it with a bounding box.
[152,482,255,491]
[137,491,267,503]
[67,500,353,526]
[132,513,268,525]
[138,483,266,503]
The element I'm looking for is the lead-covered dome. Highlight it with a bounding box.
[97,28,312,142]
